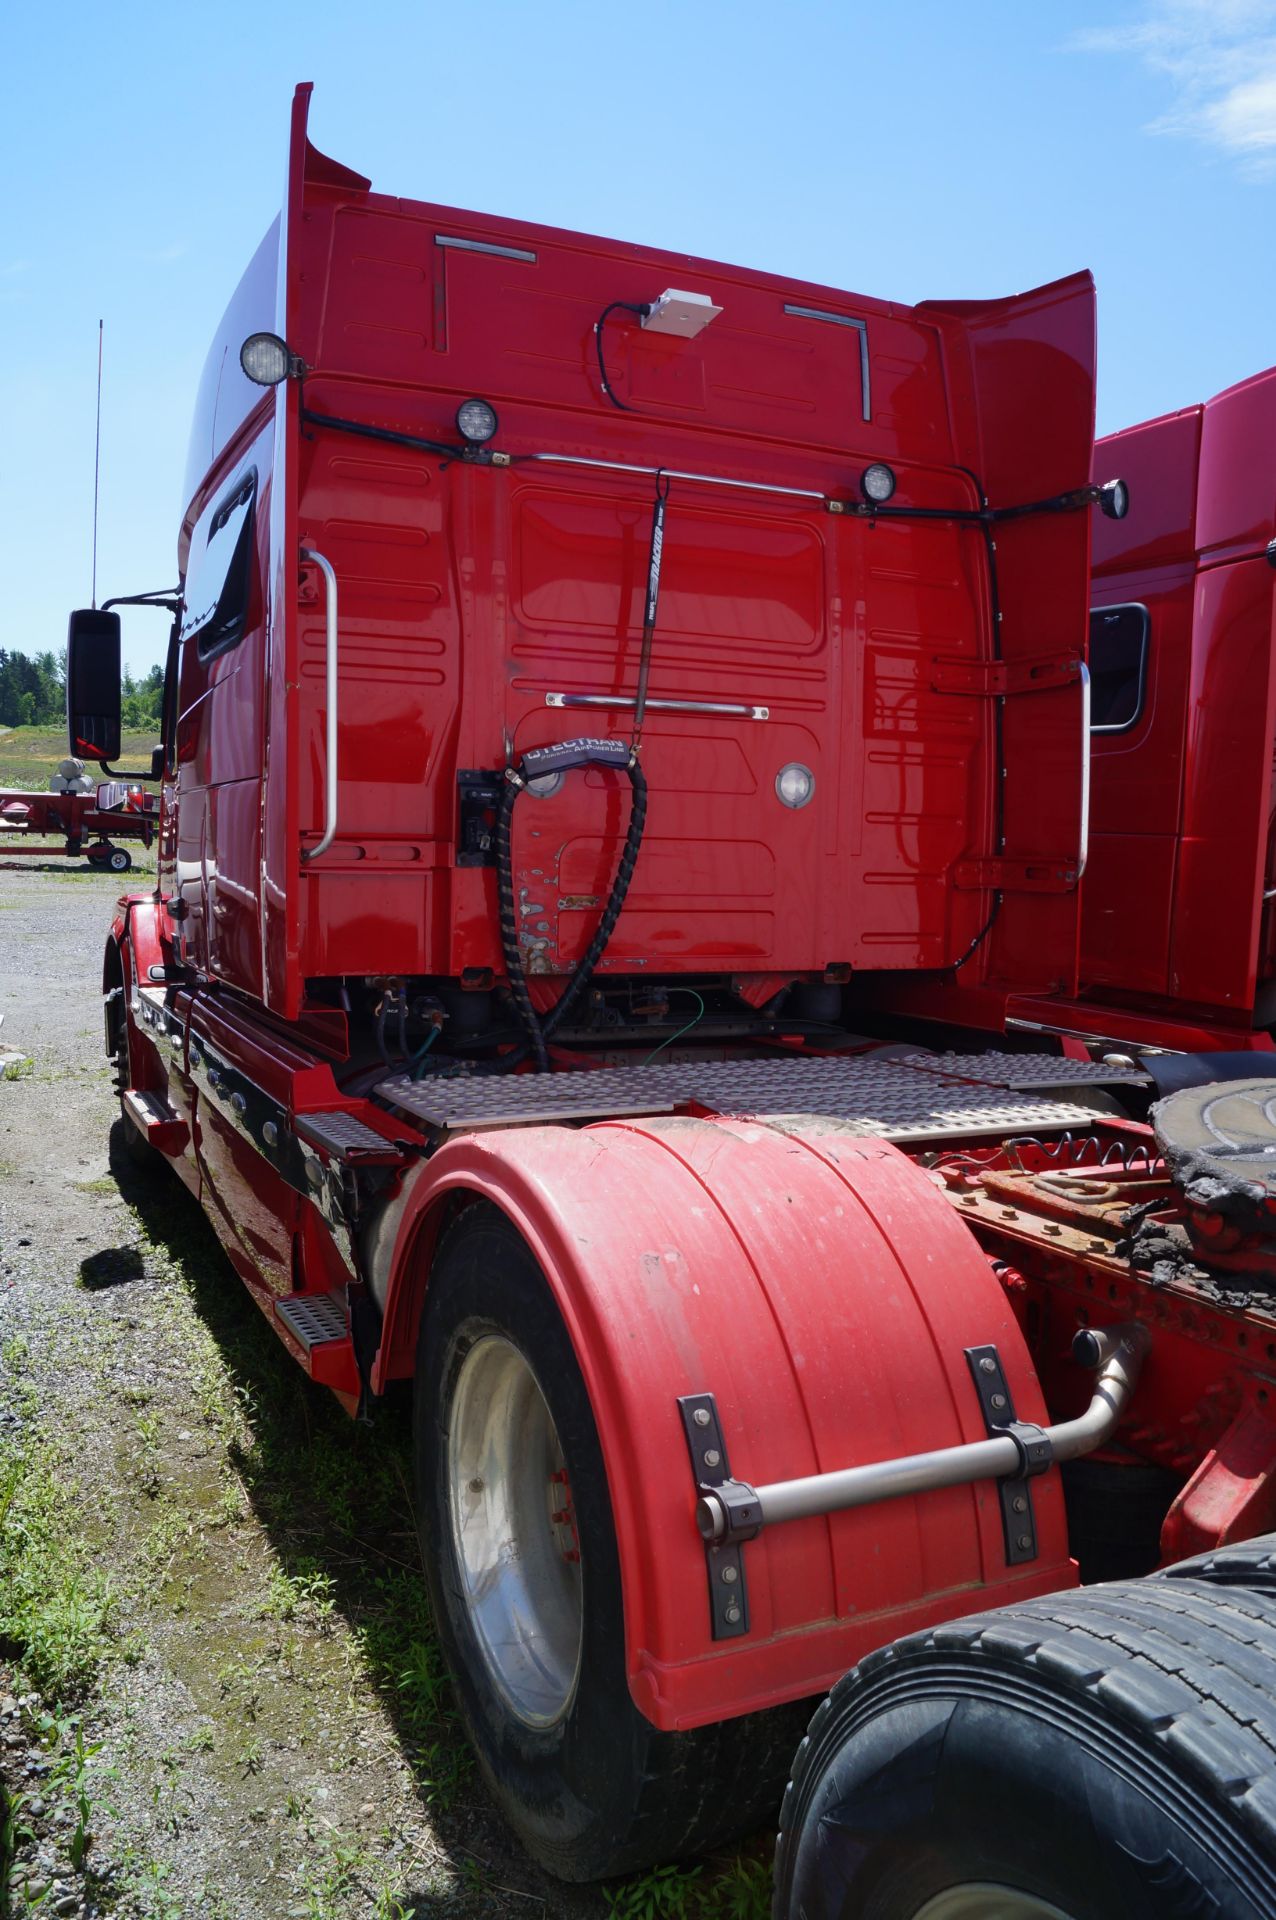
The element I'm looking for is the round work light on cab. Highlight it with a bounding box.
[860,462,897,505]
[456,398,499,444]
[1097,477,1130,521]
[240,332,302,386]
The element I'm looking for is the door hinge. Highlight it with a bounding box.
[931,653,1082,697]
[954,857,1079,893]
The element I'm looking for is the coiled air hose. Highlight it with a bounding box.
[495,739,648,1072]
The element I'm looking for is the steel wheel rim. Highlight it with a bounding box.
[447,1332,584,1729]
[913,1887,1075,1920]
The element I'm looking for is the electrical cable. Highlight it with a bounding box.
[301,408,464,461]
[641,989,705,1065]
[496,753,649,1071]
[542,758,647,1044]
[594,300,650,411]
[408,1027,440,1081]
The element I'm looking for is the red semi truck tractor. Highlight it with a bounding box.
[71,86,1276,1916]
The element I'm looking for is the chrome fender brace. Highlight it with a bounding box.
[678,1323,1149,1642]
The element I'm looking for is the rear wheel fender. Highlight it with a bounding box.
[374,1113,1073,1731]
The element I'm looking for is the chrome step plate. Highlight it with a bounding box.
[275,1291,348,1350]
[374,1053,1112,1142]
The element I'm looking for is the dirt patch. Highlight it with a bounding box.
[0,860,774,1918]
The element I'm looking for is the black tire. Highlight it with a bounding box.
[774,1578,1276,1920]
[1155,1533,1276,1593]
[414,1201,809,1882]
[107,846,132,874]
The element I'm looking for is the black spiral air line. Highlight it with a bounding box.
[495,747,649,1072]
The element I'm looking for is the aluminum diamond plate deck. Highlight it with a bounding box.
[900,1050,1150,1090]
[374,1054,1109,1142]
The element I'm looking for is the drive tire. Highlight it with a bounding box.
[773,1578,1276,1920]
[414,1200,808,1882]
[1154,1532,1276,1593]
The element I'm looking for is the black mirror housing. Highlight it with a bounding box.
[150,743,165,781]
[67,608,122,763]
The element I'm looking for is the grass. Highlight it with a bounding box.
[0,1441,118,1700]
[0,724,160,794]
[0,1129,781,1917]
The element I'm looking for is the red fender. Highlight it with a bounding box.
[105,897,172,1101]
[372,1113,1076,1731]
[108,893,169,986]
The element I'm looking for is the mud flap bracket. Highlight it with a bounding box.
[677,1392,752,1641]
[964,1343,1049,1566]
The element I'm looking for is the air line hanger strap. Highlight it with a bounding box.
[632,471,671,751]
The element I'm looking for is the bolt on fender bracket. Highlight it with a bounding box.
[677,1392,751,1641]
[964,1344,1047,1566]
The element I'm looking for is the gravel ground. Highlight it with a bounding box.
[0,855,773,1919]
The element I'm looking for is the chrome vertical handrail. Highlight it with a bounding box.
[300,547,338,862]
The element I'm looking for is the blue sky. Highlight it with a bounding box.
[2,0,1273,675]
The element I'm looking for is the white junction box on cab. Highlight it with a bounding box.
[641,289,723,338]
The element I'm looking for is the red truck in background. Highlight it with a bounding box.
[67,85,1276,1918]
[1025,367,1276,1054]
[873,366,1276,1059]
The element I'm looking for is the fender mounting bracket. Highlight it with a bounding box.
[965,1343,1041,1565]
[677,1392,751,1641]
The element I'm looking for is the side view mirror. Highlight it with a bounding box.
[151,744,166,780]
[67,608,122,763]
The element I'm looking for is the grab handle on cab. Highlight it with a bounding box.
[300,547,338,863]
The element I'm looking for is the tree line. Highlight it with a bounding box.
[0,649,163,731]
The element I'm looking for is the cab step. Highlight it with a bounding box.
[122,1087,189,1155]
[273,1289,359,1396]
[274,1289,348,1350]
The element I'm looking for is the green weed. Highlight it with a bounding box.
[48,1716,110,1870]
[0,1443,116,1699]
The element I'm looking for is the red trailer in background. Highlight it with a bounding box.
[0,775,158,871]
[65,86,1276,1917]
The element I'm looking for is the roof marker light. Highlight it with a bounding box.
[641,290,722,337]
[861,463,896,504]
